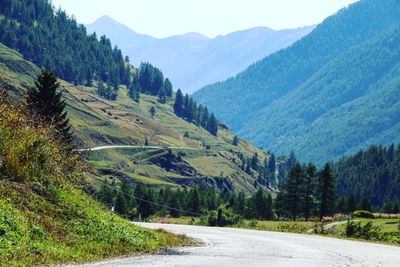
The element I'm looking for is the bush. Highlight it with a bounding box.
[345,220,383,240]
[277,222,308,233]
[207,205,242,227]
[352,210,375,218]
[0,92,80,187]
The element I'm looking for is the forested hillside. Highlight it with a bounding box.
[193,0,400,163]
[0,0,129,89]
[335,144,400,208]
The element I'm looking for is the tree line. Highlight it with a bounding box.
[96,179,275,223]
[174,89,218,136]
[128,62,173,103]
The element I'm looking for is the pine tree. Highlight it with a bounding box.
[251,153,258,170]
[232,135,239,146]
[27,69,72,143]
[303,163,317,221]
[283,163,304,220]
[346,193,357,213]
[115,192,128,216]
[188,187,201,214]
[173,89,184,117]
[163,78,173,97]
[207,113,218,136]
[359,197,372,212]
[169,195,182,217]
[158,87,166,103]
[318,163,336,220]
[98,179,114,207]
[149,106,156,117]
[266,153,276,185]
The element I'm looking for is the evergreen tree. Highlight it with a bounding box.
[232,135,239,146]
[27,69,72,143]
[266,153,276,185]
[163,78,173,97]
[251,153,258,170]
[174,89,184,117]
[168,195,182,217]
[318,163,336,220]
[98,179,114,207]
[346,193,357,213]
[114,192,128,216]
[149,106,156,117]
[207,113,218,136]
[158,87,166,103]
[359,197,372,212]
[188,187,201,214]
[283,163,304,220]
[303,163,317,221]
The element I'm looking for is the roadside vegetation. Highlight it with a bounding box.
[0,73,189,266]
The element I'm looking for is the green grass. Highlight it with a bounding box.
[0,181,191,266]
[0,94,191,266]
[185,156,236,177]
[337,218,400,233]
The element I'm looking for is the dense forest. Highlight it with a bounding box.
[0,0,130,89]
[193,0,400,164]
[335,144,400,209]
[96,161,337,223]
[173,89,218,135]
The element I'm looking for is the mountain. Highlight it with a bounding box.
[193,0,400,164]
[86,16,314,93]
[0,42,276,194]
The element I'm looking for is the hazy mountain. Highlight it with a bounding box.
[86,16,314,93]
[193,0,400,164]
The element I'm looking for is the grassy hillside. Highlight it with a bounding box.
[0,42,269,194]
[0,93,189,266]
[193,0,400,164]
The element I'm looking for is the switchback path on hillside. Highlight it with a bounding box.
[77,145,204,152]
[80,223,400,267]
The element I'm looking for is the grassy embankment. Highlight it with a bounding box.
[0,93,191,266]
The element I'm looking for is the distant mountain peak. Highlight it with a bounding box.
[92,15,119,25]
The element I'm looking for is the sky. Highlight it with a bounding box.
[51,0,359,38]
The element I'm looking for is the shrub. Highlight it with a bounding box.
[345,220,383,240]
[208,205,242,227]
[353,210,374,218]
[0,92,80,186]
[277,222,308,233]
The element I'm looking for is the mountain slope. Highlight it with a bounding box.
[86,16,314,93]
[193,0,400,163]
[0,42,270,194]
[0,87,186,266]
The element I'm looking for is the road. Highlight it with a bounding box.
[81,223,400,267]
[77,145,204,152]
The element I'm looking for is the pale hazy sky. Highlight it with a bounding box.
[51,0,359,38]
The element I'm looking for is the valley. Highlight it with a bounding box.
[0,0,400,266]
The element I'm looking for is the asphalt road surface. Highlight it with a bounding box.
[81,223,400,267]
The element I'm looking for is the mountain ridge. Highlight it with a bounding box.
[193,0,400,163]
[85,16,314,93]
